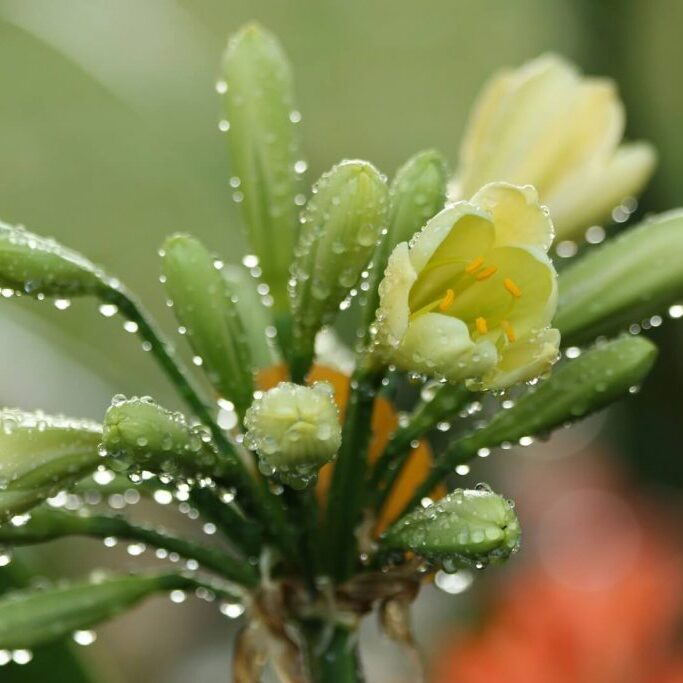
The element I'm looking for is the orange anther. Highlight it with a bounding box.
[476,266,498,281]
[475,317,489,335]
[464,256,484,274]
[501,320,516,343]
[504,278,522,298]
[439,288,455,312]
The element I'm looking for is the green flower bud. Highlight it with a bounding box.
[359,151,447,350]
[244,382,341,489]
[556,210,683,345]
[387,150,448,247]
[222,263,281,369]
[221,23,304,312]
[0,222,109,299]
[458,335,657,456]
[0,572,195,649]
[0,410,101,520]
[102,395,219,477]
[382,486,520,570]
[289,160,388,377]
[161,234,254,415]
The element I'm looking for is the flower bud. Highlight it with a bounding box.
[102,395,219,477]
[0,410,101,520]
[289,160,388,377]
[161,234,254,415]
[0,572,195,649]
[221,23,304,312]
[382,486,520,570]
[222,263,281,369]
[359,151,447,348]
[555,210,683,345]
[244,382,341,489]
[387,150,448,247]
[0,222,109,299]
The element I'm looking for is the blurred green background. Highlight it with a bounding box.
[0,1,682,681]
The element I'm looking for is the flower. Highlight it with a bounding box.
[374,181,560,390]
[450,54,656,241]
[244,381,342,489]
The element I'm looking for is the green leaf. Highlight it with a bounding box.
[0,410,101,520]
[556,210,683,345]
[382,486,520,570]
[161,234,255,416]
[289,160,388,379]
[0,559,94,683]
[455,335,657,459]
[221,23,304,312]
[0,222,109,299]
[0,573,194,649]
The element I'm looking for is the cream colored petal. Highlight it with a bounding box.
[472,182,554,251]
[455,54,580,197]
[534,79,624,195]
[407,204,494,313]
[545,142,657,240]
[476,327,561,390]
[375,241,418,352]
[448,245,557,338]
[397,313,497,382]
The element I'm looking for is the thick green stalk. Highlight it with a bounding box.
[325,367,382,580]
[301,621,364,683]
[0,508,258,587]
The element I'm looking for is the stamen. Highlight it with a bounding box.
[475,317,488,335]
[476,266,498,281]
[501,320,516,343]
[439,288,455,312]
[464,256,484,274]
[504,278,522,298]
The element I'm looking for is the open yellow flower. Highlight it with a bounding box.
[375,182,560,390]
[450,54,656,241]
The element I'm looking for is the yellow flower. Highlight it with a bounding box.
[450,54,656,241]
[374,182,560,390]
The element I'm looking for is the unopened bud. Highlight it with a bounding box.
[382,486,520,570]
[0,409,101,520]
[244,382,341,489]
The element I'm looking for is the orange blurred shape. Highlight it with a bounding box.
[257,364,441,534]
[432,511,683,683]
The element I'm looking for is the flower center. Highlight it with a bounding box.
[412,255,521,344]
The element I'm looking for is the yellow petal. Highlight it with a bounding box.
[455,54,579,197]
[408,205,494,312]
[472,182,554,251]
[475,328,560,390]
[398,313,497,381]
[448,245,557,338]
[545,142,657,240]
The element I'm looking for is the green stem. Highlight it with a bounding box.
[326,366,382,581]
[0,508,258,587]
[368,383,471,513]
[284,488,321,589]
[300,621,364,683]
[102,286,295,562]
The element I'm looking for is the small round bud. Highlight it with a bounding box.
[244,382,341,489]
[382,486,521,570]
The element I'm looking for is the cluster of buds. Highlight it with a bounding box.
[0,20,680,683]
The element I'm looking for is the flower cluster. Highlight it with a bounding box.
[0,23,681,683]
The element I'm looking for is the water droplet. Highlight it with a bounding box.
[73,630,96,646]
[123,320,139,334]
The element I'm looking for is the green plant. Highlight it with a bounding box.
[0,23,681,683]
